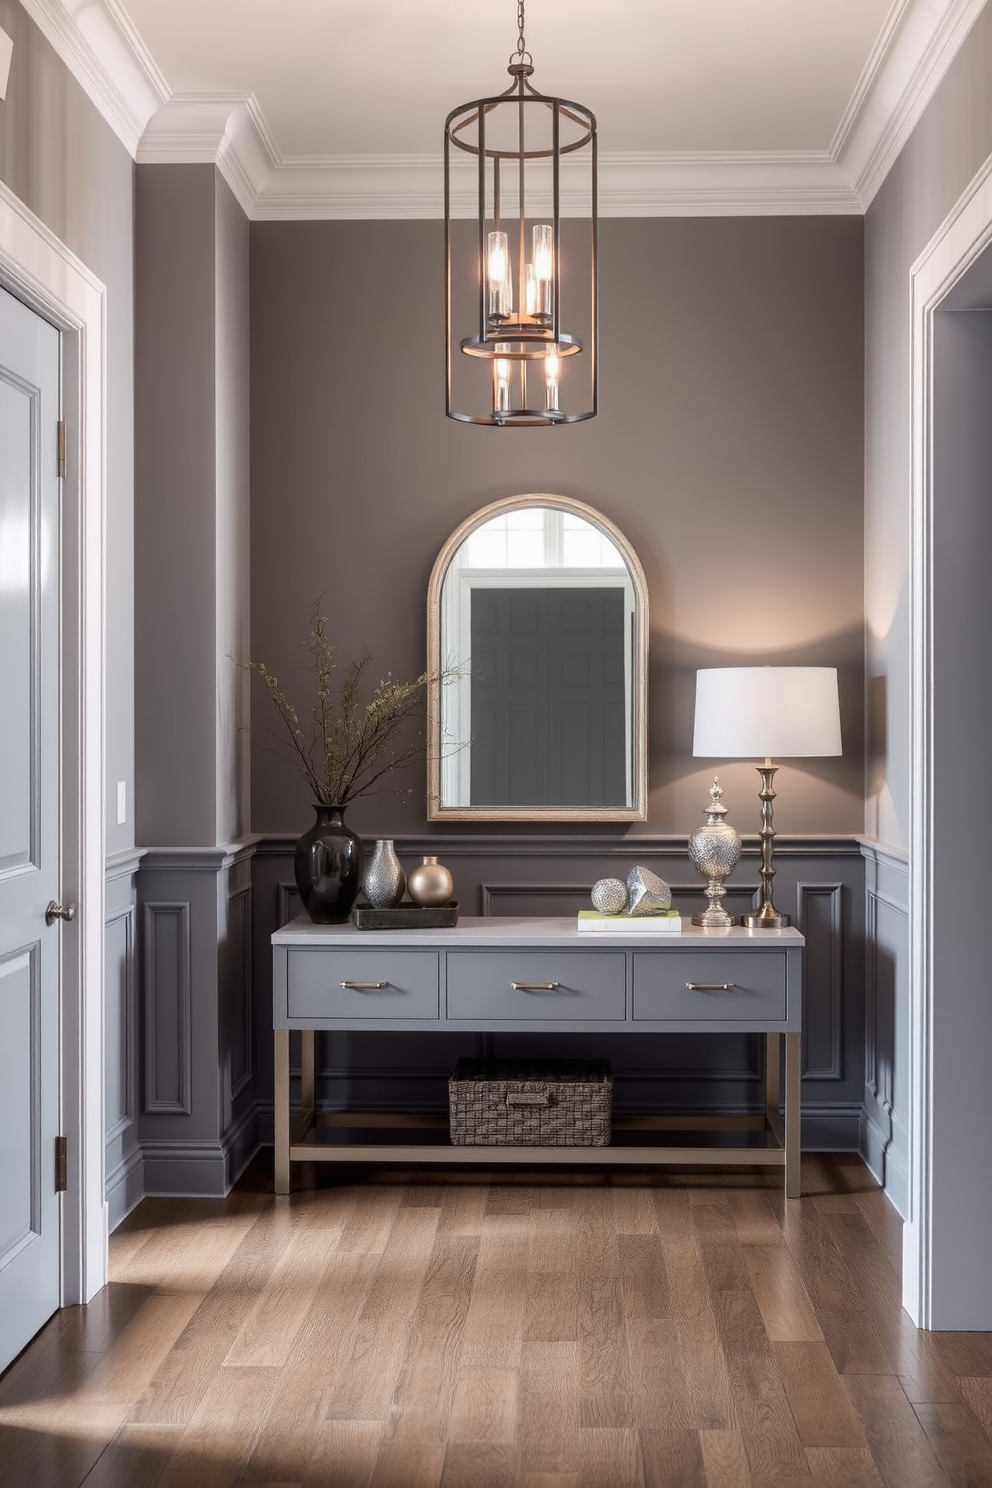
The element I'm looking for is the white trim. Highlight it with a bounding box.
[0,181,108,1306]
[907,150,992,1327]
[838,0,986,209]
[16,0,984,218]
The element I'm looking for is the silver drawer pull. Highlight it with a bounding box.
[511,981,560,992]
[340,980,390,991]
[686,981,736,992]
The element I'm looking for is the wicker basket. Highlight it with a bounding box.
[448,1058,612,1147]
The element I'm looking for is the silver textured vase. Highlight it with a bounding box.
[362,838,406,909]
[687,776,741,928]
[407,854,454,907]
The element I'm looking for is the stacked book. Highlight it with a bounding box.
[577,909,682,936]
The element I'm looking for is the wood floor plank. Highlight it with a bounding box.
[725,1189,784,1246]
[460,1228,528,1368]
[724,1351,810,1485]
[130,1207,335,1425]
[577,1275,636,1429]
[843,1373,949,1488]
[913,1400,992,1486]
[640,1426,707,1487]
[65,1423,182,1488]
[953,1376,992,1442]
[524,1269,579,1344]
[448,1366,518,1444]
[517,1341,579,1475]
[805,1446,885,1486]
[222,1217,340,1368]
[152,1364,278,1488]
[618,1234,672,1320]
[698,1428,754,1487]
[626,1317,693,1430]
[337,1183,406,1254]
[743,1245,824,1344]
[353,1205,442,1327]
[386,1235,481,1443]
[772,1341,867,1448]
[324,1317,412,1423]
[575,1426,643,1488]
[440,1439,517,1486]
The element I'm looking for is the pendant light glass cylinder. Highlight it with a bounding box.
[444,62,598,427]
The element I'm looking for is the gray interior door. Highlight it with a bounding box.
[470,586,627,806]
[0,283,62,1370]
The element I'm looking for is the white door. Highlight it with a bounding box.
[0,283,63,1370]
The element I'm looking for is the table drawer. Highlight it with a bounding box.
[632,951,786,1022]
[286,948,439,1020]
[446,951,626,1021]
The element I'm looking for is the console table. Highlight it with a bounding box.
[272,917,805,1197]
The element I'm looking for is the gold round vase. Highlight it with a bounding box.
[407,855,454,908]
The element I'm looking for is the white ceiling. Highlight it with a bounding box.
[16,0,988,217]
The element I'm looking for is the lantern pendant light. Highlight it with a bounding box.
[444,0,598,426]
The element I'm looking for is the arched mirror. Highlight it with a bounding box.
[427,494,648,821]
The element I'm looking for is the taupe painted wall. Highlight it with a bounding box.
[135,164,250,847]
[0,0,134,856]
[249,215,865,842]
[866,4,992,851]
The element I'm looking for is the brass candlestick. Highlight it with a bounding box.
[742,759,789,928]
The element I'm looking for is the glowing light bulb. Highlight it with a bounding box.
[494,344,512,414]
[544,348,560,411]
[487,231,511,321]
[531,225,553,318]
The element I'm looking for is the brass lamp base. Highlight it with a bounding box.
[742,904,790,929]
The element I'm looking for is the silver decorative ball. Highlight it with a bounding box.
[627,866,672,916]
[591,877,628,915]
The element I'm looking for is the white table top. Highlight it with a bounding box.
[272,915,805,949]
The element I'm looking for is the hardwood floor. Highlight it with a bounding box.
[2,1154,992,1487]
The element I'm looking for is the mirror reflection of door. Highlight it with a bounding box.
[470,586,628,806]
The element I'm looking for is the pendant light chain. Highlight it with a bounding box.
[513,0,532,68]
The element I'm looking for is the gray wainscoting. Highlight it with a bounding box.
[251,833,869,1154]
[105,850,144,1228]
[136,841,260,1197]
[859,838,910,1216]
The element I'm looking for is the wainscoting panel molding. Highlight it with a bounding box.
[860,838,910,1215]
[141,901,192,1116]
[105,850,143,1227]
[225,882,253,1102]
[797,882,844,1081]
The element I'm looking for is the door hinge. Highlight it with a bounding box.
[55,1135,68,1192]
[56,420,66,480]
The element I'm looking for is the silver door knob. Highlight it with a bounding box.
[45,900,76,926]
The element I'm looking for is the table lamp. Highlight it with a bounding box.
[692,667,842,928]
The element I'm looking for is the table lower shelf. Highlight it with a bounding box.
[284,1109,791,1170]
[273,1028,802,1197]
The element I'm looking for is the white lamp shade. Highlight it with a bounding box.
[693,666,842,759]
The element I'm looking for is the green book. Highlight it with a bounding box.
[577,909,681,935]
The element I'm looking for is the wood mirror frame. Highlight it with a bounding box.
[427,493,648,822]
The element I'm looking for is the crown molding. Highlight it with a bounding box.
[18,0,984,217]
[18,0,167,155]
[834,0,987,208]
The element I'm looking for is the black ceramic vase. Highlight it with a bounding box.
[294,804,364,924]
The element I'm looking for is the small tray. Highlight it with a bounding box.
[351,901,459,930]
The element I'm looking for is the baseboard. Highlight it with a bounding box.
[860,1103,909,1217]
[799,1102,862,1152]
[105,1143,144,1230]
[140,1105,262,1198]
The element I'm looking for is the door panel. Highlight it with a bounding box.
[0,283,61,1371]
